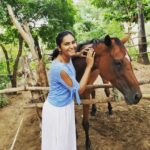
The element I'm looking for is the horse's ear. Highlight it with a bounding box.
[104,35,112,47]
[121,34,131,44]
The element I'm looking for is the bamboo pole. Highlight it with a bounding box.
[10,118,24,150]
[139,79,150,85]
[0,86,25,94]
[26,86,49,91]
[86,84,112,89]
[24,103,43,108]
[0,79,150,94]
[0,85,111,94]
[23,94,150,109]
[23,97,114,109]
[142,94,150,99]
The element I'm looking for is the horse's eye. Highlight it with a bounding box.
[113,59,122,69]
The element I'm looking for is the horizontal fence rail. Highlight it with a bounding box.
[0,79,150,94]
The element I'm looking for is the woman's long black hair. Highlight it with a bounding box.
[51,30,75,60]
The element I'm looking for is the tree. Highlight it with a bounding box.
[92,0,150,64]
[0,0,77,88]
[0,34,23,88]
[73,0,124,41]
[137,1,149,64]
[0,0,76,48]
[0,21,23,88]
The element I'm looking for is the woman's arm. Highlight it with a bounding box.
[78,49,95,94]
[59,49,95,94]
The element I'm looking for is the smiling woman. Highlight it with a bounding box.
[41,30,95,150]
[57,34,77,61]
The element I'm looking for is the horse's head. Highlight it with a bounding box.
[93,35,142,105]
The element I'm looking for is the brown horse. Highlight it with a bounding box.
[72,35,142,150]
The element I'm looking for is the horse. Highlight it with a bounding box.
[90,41,133,116]
[72,35,142,150]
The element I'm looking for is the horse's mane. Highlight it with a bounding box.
[72,39,104,61]
[77,38,104,52]
[77,37,123,52]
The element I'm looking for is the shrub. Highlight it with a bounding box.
[0,96,9,108]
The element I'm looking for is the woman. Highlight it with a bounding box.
[42,30,95,150]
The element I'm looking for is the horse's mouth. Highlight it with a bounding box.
[112,81,142,105]
[124,91,142,105]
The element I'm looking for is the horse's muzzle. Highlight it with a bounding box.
[124,89,142,105]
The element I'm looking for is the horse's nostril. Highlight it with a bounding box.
[135,93,142,102]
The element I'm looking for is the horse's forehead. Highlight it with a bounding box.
[94,43,105,52]
[110,39,126,59]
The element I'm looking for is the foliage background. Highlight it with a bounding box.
[0,0,150,93]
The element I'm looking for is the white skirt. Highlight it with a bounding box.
[41,100,76,150]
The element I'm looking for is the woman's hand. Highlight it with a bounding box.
[74,49,88,57]
[86,48,95,68]
[74,44,95,68]
[75,44,93,57]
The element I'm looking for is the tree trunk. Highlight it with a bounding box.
[34,36,42,60]
[33,36,49,103]
[7,4,49,88]
[7,4,38,60]
[0,44,13,86]
[34,36,49,87]
[11,34,23,87]
[137,1,149,64]
[36,60,49,87]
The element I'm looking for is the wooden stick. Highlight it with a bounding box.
[0,85,110,94]
[24,103,43,109]
[26,86,49,91]
[0,86,25,94]
[23,93,150,109]
[24,97,115,109]
[10,118,24,150]
[139,79,150,85]
[142,94,150,99]
[0,79,150,94]
[86,84,112,89]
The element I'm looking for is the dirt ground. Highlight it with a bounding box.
[0,61,150,150]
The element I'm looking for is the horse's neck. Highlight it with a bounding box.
[72,57,87,82]
[72,57,98,82]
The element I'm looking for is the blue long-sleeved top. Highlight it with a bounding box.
[47,59,80,107]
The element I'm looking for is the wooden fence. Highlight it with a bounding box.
[0,79,150,94]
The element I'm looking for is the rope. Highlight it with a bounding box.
[112,88,120,102]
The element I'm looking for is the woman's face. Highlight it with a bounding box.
[59,34,77,57]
